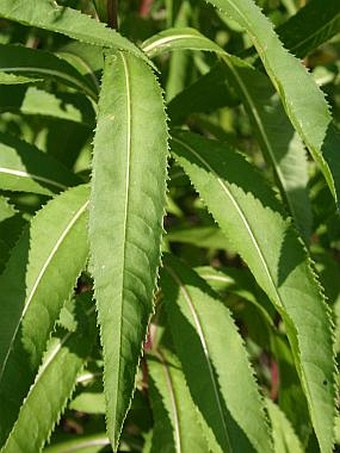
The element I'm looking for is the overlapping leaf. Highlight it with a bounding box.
[162,254,272,452]
[142,27,224,58]
[147,349,210,452]
[205,0,340,209]
[266,399,304,453]
[0,197,26,274]
[0,184,89,445]
[89,51,168,448]
[0,0,148,64]
[171,131,335,452]
[221,55,312,241]
[0,132,80,195]
[0,44,97,100]
[277,0,340,58]
[2,299,95,453]
[0,86,95,127]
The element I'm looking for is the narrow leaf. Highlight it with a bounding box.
[0,184,89,444]
[0,86,95,127]
[44,434,110,453]
[2,300,95,453]
[277,0,340,58]
[206,0,340,208]
[0,132,80,195]
[266,399,304,453]
[162,254,272,453]
[147,349,210,452]
[89,51,168,448]
[0,197,26,274]
[142,27,224,58]
[171,131,335,452]
[221,55,312,241]
[0,0,148,64]
[0,44,97,100]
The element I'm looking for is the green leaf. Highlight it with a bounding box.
[221,55,312,241]
[0,86,95,127]
[0,197,26,274]
[0,73,41,85]
[0,44,97,100]
[168,63,238,125]
[44,434,110,453]
[171,131,335,452]
[277,0,340,58]
[0,132,80,195]
[196,266,274,328]
[147,349,210,452]
[89,51,168,448]
[2,299,95,453]
[266,399,304,453]
[142,27,224,58]
[162,254,272,452]
[0,184,89,445]
[205,0,340,209]
[69,392,105,414]
[167,226,234,250]
[0,0,149,64]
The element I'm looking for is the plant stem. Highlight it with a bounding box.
[107,0,118,29]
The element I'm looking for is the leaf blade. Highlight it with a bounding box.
[162,254,272,452]
[89,51,168,448]
[0,184,90,445]
[205,0,340,209]
[171,131,335,452]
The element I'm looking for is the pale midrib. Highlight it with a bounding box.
[222,58,297,217]
[0,167,67,190]
[166,265,232,452]
[5,330,72,449]
[142,34,220,56]
[114,51,132,429]
[0,199,89,384]
[290,14,340,54]
[223,58,286,189]
[157,350,182,453]
[173,136,282,307]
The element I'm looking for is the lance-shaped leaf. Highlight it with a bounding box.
[266,399,304,453]
[0,86,95,127]
[171,131,335,452]
[142,27,224,58]
[168,63,238,126]
[277,0,340,58]
[147,349,210,452]
[89,52,168,448]
[0,132,80,195]
[205,0,340,209]
[2,299,95,453]
[0,44,97,100]
[0,0,148,64]
[0,184,89,445]
[0,197,26,274]
[221,55,312,241]
[43,433,110,453]
[161,254,272,452]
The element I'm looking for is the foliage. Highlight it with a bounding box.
[0,0,339,451]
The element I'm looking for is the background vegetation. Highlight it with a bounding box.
[0,0,339,451]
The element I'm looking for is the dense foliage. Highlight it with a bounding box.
[0,0,339,451]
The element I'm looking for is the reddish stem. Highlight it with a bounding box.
[139,0,153,17]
